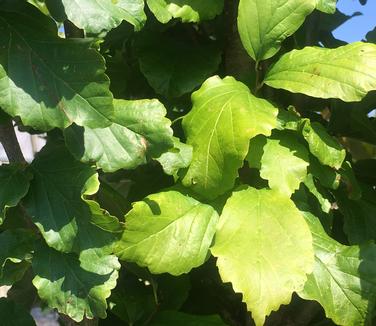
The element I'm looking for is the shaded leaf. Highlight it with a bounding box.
[0,298,35,326]
[0,229,35,286]
[147,0,224,23]
[336,185,376,244]
[298,211,376,326]
[238,0,316,61]
[340,161,362,200]
[136,33,222,98]
[308,155,340,190]
[115,191,219,275]
[32,243,118,322]
[0,164,31,224]
[0,3,113,131]
[24,141,120,274]
[303,174,332,213]
[264,42,376,102]
[61,0,146,33]
[65,99,173,172]
[182,76,278,199]
[211,187,314,326]
[150,311,226,325]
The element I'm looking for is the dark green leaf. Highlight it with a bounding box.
[0,164,31,224]
[24,141,120,274]
[150,311,226,326]
[0,229,35,286]
[0,298,35,326]
[32,243,118,322]
[0,3,113,131]
[136,33,222,98]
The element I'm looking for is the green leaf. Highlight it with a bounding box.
[24,141,120,274]
[237,0,316,61]
[0,298,35,326]
[308,155,340,190]
[61,0,146,33]
[260,133,309,196]
[150,311,226,326]
[115,191,219,275]
[303,174,332,213]
[156,137,193,178]
[32,243,119,322]
[315,0,337,14]
[147,0,224,23]
[65,99,174,172]
[0,4,113,131]
[298,211,376,326]
[182,76,278,199]
[0,229,35,286]
[136,33,222,98]
[336,185,376,244]
[211,187,314,326]
[108,270,156,324]
[300,120,345,169]
[0,164,31,224]
[246,135,266,169]
[264,42,376,102]
[340,161,362,200]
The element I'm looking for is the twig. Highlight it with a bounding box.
[0,119,26,163]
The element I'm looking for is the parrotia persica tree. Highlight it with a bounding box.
[0,0,376,325]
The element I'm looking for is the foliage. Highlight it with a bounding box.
[0,0,375,325]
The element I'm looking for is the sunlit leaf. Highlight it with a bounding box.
[264,42,376,102]
[212,187,314,326]
[115,191,219,275]
[182,76,277,199]
[298,211,376,326]
[238,0,316,61]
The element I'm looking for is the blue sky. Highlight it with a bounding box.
[334,0,376,42]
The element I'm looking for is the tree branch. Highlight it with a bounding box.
[0,119,26,163]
